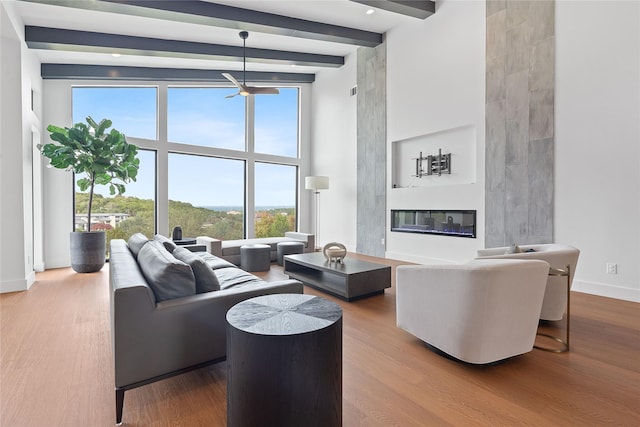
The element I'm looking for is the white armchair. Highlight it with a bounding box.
[476,244,580,321]
[396,259,550,364]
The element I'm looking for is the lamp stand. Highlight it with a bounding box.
[304,176,329,252]
[313,190,320,251]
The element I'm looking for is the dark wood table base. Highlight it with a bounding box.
[226,294,342,427]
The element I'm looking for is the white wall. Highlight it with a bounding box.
[556,1,640,301]
[42,81,73,269]
[0,2,40,292]
[309,53,358,250]
[385,0,486,264]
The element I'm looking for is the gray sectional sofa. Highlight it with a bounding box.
[109,234,303,425]
[194,231,315,265]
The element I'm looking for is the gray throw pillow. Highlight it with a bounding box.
[173,247,220,293]
[128,233,149,258]
[137,240,196,302]
[154,233,177,253]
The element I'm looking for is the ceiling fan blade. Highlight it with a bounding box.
[222,72,242,89]
[247,87,280,95]
[225,92,239,98]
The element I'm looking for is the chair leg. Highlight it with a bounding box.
[116,388,125,425]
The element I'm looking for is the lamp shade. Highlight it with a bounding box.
[305,176,329,191]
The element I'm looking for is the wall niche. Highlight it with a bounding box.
[391,125,477,189]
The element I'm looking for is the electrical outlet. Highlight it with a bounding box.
[381,237,385,245]
[606,263,617,275]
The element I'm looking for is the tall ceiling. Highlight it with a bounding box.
[10,0,434,82]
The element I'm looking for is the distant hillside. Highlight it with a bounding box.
[200,205,294,212]
[76,193,296,241]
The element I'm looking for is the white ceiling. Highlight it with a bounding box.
[11,0,421,75]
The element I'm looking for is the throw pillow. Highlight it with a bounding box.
[128,232,149,258]
[137,240,196,302]
[173,247,220,293]
[505,243,523,254]
[154,233,177,253]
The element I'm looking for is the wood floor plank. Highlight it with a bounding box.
[1,255,638,426]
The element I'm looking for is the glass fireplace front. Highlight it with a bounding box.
[391,209,476,238]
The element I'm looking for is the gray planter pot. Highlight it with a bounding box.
[70,231,106,273]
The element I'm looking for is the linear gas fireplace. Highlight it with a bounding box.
[391,209,476,238]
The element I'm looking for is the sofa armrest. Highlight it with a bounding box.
[183,244,206,252]
[113,278,302,389]
[285,231,315,252]
[196,236,222,257]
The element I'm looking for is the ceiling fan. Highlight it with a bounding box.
[222,31,279,98]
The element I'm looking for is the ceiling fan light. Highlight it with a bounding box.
[240,90,250,96]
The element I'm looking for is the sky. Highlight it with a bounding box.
[71,86,298,208]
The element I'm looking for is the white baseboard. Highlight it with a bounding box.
[572,280,640,303]
[0,271,35,293]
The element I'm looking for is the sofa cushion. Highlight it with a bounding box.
[173,247,220,293]
[195,252,237,270]
[154,234,177,253]
[128,233,149,258]
[215,267,264,290]
[137,240,196,302]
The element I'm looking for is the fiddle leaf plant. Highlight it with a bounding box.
[38,116,140,232]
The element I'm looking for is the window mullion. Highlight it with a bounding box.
[246,96,255,238]
[157,83,169,235]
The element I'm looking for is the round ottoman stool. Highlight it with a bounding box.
[277,241,305,266]
[240,244,271,272]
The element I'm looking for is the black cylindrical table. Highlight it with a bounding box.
[226,293,342,427]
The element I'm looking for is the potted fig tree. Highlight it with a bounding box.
[39,116,139,273]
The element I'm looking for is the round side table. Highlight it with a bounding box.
[226,293,342,427]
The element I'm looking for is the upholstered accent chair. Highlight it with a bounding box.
[476,244,580,321]
[396,259,550,364]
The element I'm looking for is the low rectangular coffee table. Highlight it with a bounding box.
[283,252,391,301]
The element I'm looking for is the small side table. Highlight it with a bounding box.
[535,265,571,353]
[240,243,271,272]
[226,294,342,427]
[276,241,304,266]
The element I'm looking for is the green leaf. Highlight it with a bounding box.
[77,178,91,192]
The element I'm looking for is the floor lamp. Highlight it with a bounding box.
[305,176,329,251]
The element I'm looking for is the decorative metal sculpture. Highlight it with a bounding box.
[323,242,347,264]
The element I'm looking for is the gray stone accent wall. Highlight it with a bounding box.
[357,43,387,257]
[485,0,555,248]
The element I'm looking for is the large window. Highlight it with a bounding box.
[72,87,157,139]
[72,87,158,251]
[254,88,299,157]
[70,85,301,245]
[168,153,245,240]
[167,87,245,150]
[254,162,297,237]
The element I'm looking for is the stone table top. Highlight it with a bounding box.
[226,294,342,336]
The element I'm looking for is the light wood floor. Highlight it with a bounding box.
[1,254,638,426]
